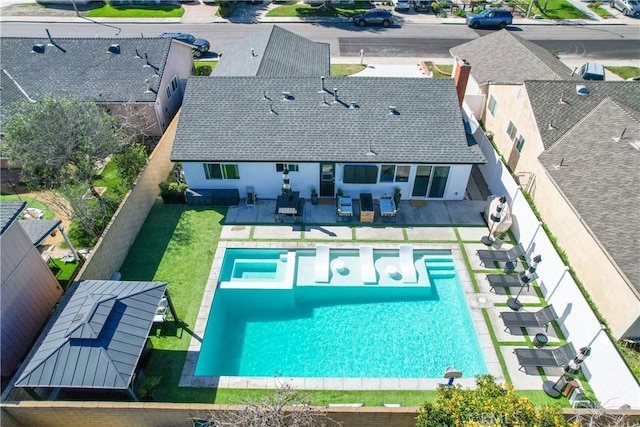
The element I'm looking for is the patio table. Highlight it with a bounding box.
[359,193,374,223]
[275,191,300,221]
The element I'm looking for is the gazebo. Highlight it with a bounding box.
[14,279,176,401]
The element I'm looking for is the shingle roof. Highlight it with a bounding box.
[212,25,330,77]
[0,201,26,236]
[170,76,486,165]
[450,30,578,85]
[526,81,640,149]
[15,280,167,390]
[18,219,62,246]
[0,37,174,103]
[539,98,640,292]
[1,69,32,110]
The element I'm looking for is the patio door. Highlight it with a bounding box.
[411,166,450,198]
[411,166,431,197]
[319,163,335,197]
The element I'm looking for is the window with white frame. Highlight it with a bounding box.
[275,163,299,172]
[488,95,498,117]
[203,163,240,180]
[380,165,395,182]
[506,121,518,141]
[515,135,525,153]
[395,165,410,182]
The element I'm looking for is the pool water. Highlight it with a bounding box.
[196,248,487,379]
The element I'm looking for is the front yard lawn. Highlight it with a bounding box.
[530,0,589,19]
[266,1,371,18]
[330,63,367,76]
[605,65,640,79]
[85,4,184,18]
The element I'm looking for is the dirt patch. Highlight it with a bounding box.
[0,3,87,16]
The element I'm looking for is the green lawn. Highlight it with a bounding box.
[47,258,82,289]
[94,159,122,193]
[589,5,613,17]
[531,0,589,19]
[423,62,452,79]
[0,194,55,220]
[605,65,640,79]
[85,4,184,18]
[266,1,371,18]
[330,63,367,77]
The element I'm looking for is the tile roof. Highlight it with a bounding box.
[450,30,578,85]
[0,37,174,103]
[18,219,62,246]
[0,201,26,235]
[212,25,330,77]
[15,280,167,390]
[525,81,640,149]
[539,98,640,293]
[170,76,486,165]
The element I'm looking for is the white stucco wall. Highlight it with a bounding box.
[154,41,194,133]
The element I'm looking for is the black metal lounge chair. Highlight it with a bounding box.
[500,305,558,332]
[487,272,537,292]
[514,342,576,370]
[477,243,525,269]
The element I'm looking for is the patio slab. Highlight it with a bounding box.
[501,346,548,390]
[354,226,405,241]
[405,226,457,241]
[220,224,252,240]
[252,225,303,239]
[304,225,353,240]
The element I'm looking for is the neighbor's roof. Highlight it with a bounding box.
[525,80,640,149]
[0,201,26,236]
[18,219,62,246]
[539,98,640,293]
[450,30,578,85]
[15,280,167,390]
[171,76,486,164]
[1,69,33,109]
[0,37,175,104]
[212,25,330,77]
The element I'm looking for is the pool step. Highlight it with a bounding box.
[423,255,456,280]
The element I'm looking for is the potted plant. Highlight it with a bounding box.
[336,188,344,198]
[394,187,402,206]
[310,188,318,205]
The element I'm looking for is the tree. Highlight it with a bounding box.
[417,375,572,427]
[113,143,148,189]
[194,379,338,427]
[2,94,129,199]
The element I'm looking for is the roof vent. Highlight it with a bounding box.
[333,88,338,103]
[108,44,121,54]
[557,92,567,105]
[613,127,626,142]
[318,76,326,93]
[349,102,358,110]
[251,48,257,58]
[548,121,555,130]
[575,85,589,96]
[31,44,45,54]
[388,106,398,115]
[630,140,640,151]
[281,91,293,101]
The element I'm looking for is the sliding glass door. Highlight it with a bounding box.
[411,165,450,198]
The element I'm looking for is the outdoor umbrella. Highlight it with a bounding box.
[281,165,291,194]
[481,196,507,245]
[520,254,542,284]
[565,346,592,375]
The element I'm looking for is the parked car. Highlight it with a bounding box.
[411,0,431,11]
[352,9,394,27]
[627,75,640,81]
[577,62,605,81]
[610,0,640,16]
[159,32,210,58]
[393,0,411,11]
[466,9,513,29]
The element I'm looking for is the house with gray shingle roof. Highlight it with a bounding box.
[479,77,640,339]
[449,30,579,119]
[14,279,168,401]
[213,25,330,77]
[170,76,485,203]
[0,37,194,136]
[1,202,63,378]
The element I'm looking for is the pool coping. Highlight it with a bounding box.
[179,241,503,390]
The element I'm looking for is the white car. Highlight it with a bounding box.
[610,0,640,16]
[393,0,411,11]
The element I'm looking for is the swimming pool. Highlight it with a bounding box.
[195,248,487,379]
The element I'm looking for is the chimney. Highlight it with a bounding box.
[453,58,471,106]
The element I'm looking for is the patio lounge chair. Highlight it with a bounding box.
[500,305,558,332]
[399,244,417,283]
[514,342,576,370]
[487,272,537,292]
[153,298,169,323]
[359,245,377,283]
[315,244,330,283]
[477,243,525,269]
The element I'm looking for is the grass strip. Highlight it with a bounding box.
[86,4,184,17]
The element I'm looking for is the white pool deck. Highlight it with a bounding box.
[179,223,563,392]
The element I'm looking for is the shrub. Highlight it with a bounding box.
[215,0,235,18]
[454,8,466,16]
[472,6,484,13]
[194,64,213,76]
[159,181,187,204]
[416,375,570,427]
[587,1,602,8]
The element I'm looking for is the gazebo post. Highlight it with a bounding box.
[165,291,179,323]
[127,383,140,402]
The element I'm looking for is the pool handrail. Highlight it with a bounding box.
[315,244,330,283]
[399,244,418,283]
[359,245,377,283]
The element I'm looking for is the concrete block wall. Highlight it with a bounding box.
[77,111,180,280]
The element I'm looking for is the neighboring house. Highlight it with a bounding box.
[14,279,168,401]
[170,75,486,202]
[0,202,63,378]
[0,37,194,136]
[449,30,579,119]
[481,79,640,339]
[212,25,330,77]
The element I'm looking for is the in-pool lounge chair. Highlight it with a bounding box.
[399,244,417,283]
[500,305,558,332]
[359,245,377,283]
[315,244,330,283]
[487,271,537,292]
[477,243,525,269]
[514,342,575,370]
